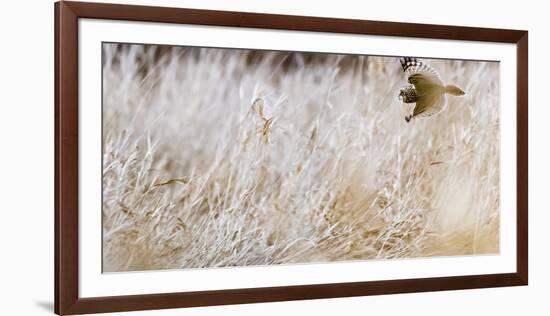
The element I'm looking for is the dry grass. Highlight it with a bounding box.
[102,43,500,272]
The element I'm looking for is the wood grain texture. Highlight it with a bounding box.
[54,1,528,314]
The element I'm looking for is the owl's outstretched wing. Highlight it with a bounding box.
[400,57,443,87]
[412,93,447,117]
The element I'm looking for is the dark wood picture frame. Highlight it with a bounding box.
[55,1,528,315]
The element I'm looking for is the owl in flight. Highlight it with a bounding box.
[398,57,465,122]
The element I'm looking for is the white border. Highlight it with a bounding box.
[79,19,517,298]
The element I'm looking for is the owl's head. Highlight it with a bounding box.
[398,85,416,103]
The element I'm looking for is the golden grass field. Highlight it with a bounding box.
[102,43,500,272]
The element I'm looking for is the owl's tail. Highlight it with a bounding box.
[444,85,466,96]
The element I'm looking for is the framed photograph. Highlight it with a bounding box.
[55,1,528,315]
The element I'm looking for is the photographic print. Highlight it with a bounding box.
[102,43,500,272]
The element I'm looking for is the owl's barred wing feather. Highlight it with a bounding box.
[413,94,447,117]
[400,57,443,86]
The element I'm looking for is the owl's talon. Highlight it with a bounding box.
[405,115,412,123]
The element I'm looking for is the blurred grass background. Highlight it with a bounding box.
[102,43,500,272]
